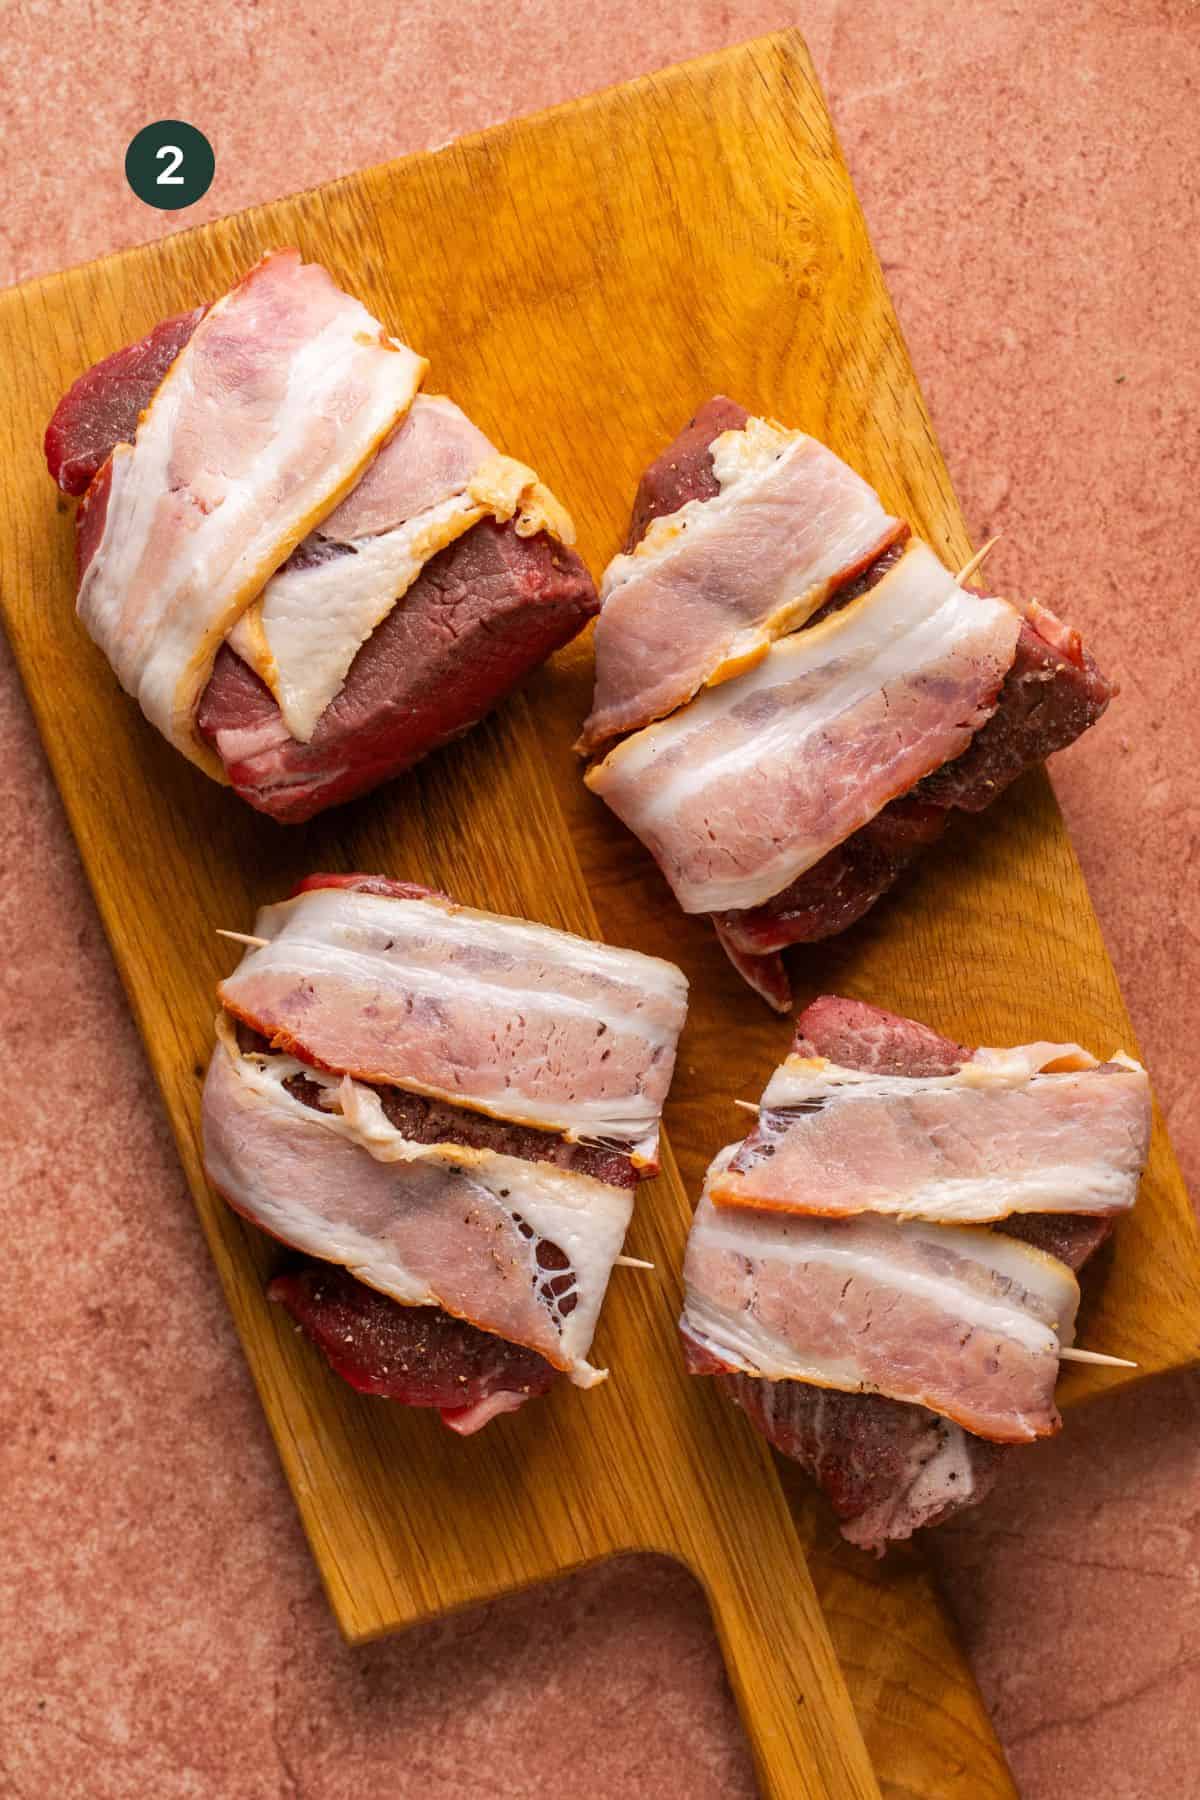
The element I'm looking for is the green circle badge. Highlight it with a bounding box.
[125,121,215,211]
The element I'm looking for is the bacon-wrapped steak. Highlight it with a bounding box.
[580,399,1113,1007]
[680,996,1151,1547]
[204,874,688,1432]
[47,252,598,823]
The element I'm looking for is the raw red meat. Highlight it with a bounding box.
[624,394,749,546]
[268,1260,558,1420]
[196,521,597,823]
[44,308,205,495]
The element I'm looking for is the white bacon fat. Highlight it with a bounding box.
[77,250,427,774]
[713,1046,1152,1222]
[218,885,689,1164]
[580,417,902,750]
[682,1152,1079,1442]
[586,540,1022,913]
[203,1025,632,1384]
[226,396,573,742]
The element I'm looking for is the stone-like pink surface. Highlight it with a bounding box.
[2,4,1197,1796]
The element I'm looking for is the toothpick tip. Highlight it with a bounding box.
[955,534,1002,586]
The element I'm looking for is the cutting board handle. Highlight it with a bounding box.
[688,1538,881,1800]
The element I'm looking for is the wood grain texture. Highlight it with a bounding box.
[0,26,1188,1800]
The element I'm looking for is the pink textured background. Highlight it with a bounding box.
[2,4,1196,1796]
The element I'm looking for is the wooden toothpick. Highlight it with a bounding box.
[216,929,270,949]
[614,1255,655,1271]
[1059,1346,1138,1369]
[955,535,1001,585]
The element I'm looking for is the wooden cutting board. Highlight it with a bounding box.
[1,27,1194,1800]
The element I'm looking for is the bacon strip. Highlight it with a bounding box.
[579,417,903,752]
[682,1155,1079,1442]
[75,250,426,774]
[712,1047,1151,1222]
[204,1025,632,1384]
[218,883,689,1165]
[226,395,573,742]
[586,540,1021,914]
[318,394,495,539]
